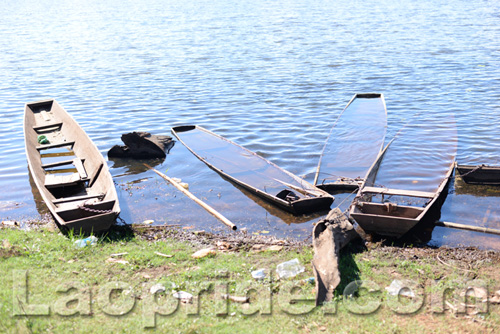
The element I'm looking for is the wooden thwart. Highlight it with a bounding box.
[36,141,75,151]
[42,157,84,169]
[73,158,88,179]
[53,193,105,205]
[33,122,62,132]
[362,186,435,198]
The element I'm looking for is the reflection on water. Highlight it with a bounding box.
[315,94,386,186]
[373,116,457,193]
[109,157,165,177]
[1,0,500,249]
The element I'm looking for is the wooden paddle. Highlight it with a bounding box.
[144,164,237,231]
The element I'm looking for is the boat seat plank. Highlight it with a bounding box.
[42,158,85,169]
[55,199,116,217]
[44,161,90,188]
[73,158,88,179]
[40,110,51,121]
[53,193,105,205]
[362,186,435,198]
[44,173,82,188]
[36,141,75,151]
[33,122,62,131]
[42,159,74,169]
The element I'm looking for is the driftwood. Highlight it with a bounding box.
[144,164,237,231]
[312,208,359,305]
[108,132,174,158]
[435,221,500,236]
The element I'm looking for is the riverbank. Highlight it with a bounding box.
[1,221,499,333]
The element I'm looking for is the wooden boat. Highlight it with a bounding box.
[314,93,387,191]
[455,163,500,185]
[349,117,457,238]
[24,99,120,234]
[171,125,334,215]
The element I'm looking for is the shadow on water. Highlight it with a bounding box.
[27,166,50,216]
[109,157,165,176]
[453,176,500,197]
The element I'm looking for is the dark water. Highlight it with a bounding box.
[1,0,500,249]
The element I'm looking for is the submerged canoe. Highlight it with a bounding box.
[349,116,457,238]
[314,93,387,191]
[172,125,334,215]
[455,163,500,185]
[24,99,120,233]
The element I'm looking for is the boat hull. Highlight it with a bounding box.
[24,99,120,234]
[349,141,455,238]
[314,93,387,191]
[456,164,500,185]
[172,125,333,215]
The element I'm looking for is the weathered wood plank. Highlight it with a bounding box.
[53,193,105,205]
[362,186,435,198]
[33,122,62,131]
[36,141,75,151]
[312,208,359,305]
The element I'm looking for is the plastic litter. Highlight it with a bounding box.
[385,280,416,298]
[276,258,305,279]
[251,269,267,280]
[37,135,49,144]
[74,236,98,248]
[150,283,166,294]
[305,277,315,285]
[173,291,193,302]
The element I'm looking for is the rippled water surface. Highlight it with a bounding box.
[1,0,500,249]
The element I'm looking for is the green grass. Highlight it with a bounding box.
[0,227,499,333]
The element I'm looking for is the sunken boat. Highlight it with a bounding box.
[455,163,500,185]
[314,93,387,192]
[349,117,457,238]
[172,125,334,215]
[24,99,120,234]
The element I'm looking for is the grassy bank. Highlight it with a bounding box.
[1,223,499,333]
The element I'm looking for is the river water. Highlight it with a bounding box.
[1,0,500,249]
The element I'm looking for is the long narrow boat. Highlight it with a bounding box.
[314,93,387,191]
[349,116,457,238]
[24,99,120,234]
[172,125,334,215]
[455,163,500,185]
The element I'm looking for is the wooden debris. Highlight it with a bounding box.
[106,258,129,265]
[312,208,359,305]
[155,251,173,258]
[191,248,216,259]
[2,239,12,249]
[216,241,232,250]
[110,252,128,257]
[221,294,250,303]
